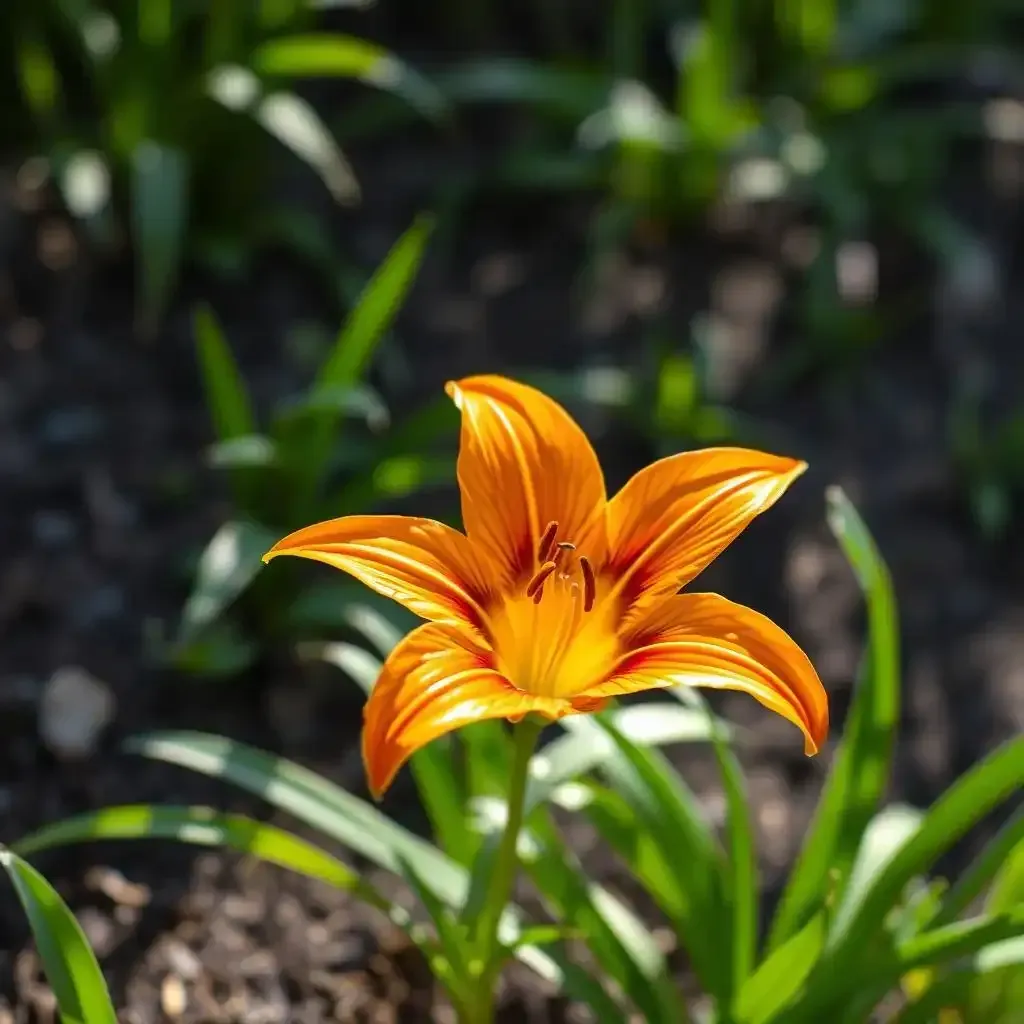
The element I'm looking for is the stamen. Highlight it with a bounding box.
[580,556,596,613]
[554,541,576,567]
[526,560,557,599]
[537,521,559,563]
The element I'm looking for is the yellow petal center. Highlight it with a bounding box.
[487,543,620,698]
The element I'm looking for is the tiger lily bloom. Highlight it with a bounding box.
[264,376,828,798]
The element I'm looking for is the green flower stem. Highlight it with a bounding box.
[466,715,544,1022]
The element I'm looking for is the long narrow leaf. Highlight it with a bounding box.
[0,849,118,1024]
[296,215,434,503]
[931,807,1024,928]
[733,911,828,1024]
[525,702,721,814]
[526,812,685,1024]
[705,696,757,1006]
[253,34,448,122]
[829,737,1024,954]
[768,487,899,950]
[15,806,361,894]
[316,214,434,394]
[132,141,188,333]
[595,715,731,1003]
[310,643,473,862]
[125,731,567,990]
[194,305,257,444]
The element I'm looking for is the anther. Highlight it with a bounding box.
[526,560,557,599]
[580,556,596,612]
[537,521,559,563]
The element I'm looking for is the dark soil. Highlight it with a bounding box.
[1,109,1023,1022]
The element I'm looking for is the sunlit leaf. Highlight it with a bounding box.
[132,141,188,332]
[768,487,900,950]
[734,911,828,1024]
[0,848,117,1024]
[254,34,448,122]
[124,731,567,990]
[207,64,359,204]
[179,520,276,640]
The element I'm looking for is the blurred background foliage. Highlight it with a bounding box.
[3,0,1017,665]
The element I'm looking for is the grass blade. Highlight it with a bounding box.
[315,214,434,393]
[704,695,758,1005]
[178,520,276,641]
[733,910,827,1024]
[829,737,1024,955]
[526,813,686,1023]
[767,486,899,950]
[253,34,449,123]
[931,808,1024,929]
[0,849,118,1024]
[15,805,361,893]
[293,214,433,504]
[131,141,188,335]
[194,304,256,444]
[124,731,576,993]
[594,714,731,1004]
[525,702,721,814]
[313,642,475,863]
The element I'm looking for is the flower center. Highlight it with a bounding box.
[487,521,621,698]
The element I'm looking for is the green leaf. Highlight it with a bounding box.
[433,59,607,120]
[124,732,568,991]
[767,487,899,951]
[178,520,276,641]
[308,642,473,862]
[207,434,277,470]
[193,305,260,508]
[525,813,685,1024]
[525,702,721,814]
[296,214,434,500]
[131,141,188,333]
[988,828,1024,916]
[315,214,434,393]
[829,737,1024,956]
[207,65,359,205]
[931,808,1024,928]
[896,936,1024,1024]
[705,695,757,1004]
[253,34,449,123]
[171,617,258,679]
[841,804,926,926]
[733,911,828,1024]
[593,714,730,1004]
[15,806,361,893]
[900,909,1024,973]
[580,783,686,923]
[786,741,1024,1020]
[0,848,118,1024]
[194,305,256,444]
[393,853,472,1007]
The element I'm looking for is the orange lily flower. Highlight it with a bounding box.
[264,376,828,798]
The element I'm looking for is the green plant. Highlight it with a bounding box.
[169,213,451,679]
[948,369,1024,543]
[1,0,444,329]
[0,845,118,1023]
[15,487,1024,1021]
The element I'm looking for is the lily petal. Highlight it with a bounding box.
[607,447,805,618]
[446,375,607,582]
[264,515,490,627]
[363,624,582,797]
[583,593,828,754]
